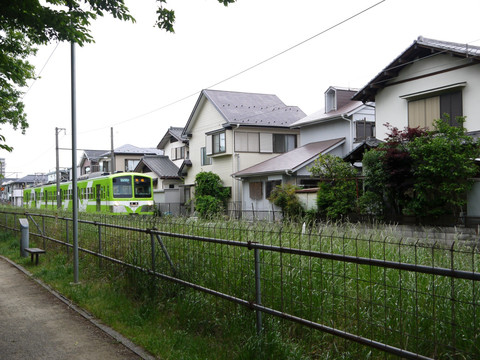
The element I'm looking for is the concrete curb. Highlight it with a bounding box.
[0,255,156,360]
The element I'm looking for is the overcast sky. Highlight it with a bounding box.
[2,0,480,178]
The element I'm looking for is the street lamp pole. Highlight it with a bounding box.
[55,127,66,209]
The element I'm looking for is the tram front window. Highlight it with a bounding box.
[134,176,151,198]
[113,176,132,198]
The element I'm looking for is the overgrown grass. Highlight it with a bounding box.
[1,208,479,359]
[0,228,306,359]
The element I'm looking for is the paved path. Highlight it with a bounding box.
[0,256,153,360]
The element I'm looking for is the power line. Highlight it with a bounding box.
[80,0,387,134]
[22,42,60,99]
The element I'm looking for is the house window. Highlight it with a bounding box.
[201,147,212,166]
[213,132,226,154]
[355,120,375,141]
[125,159,139,172]
[249,182,263,200]
[235,132,260,152]
[265,180,281,199]
[273,134,296,153]
[408,91,462,129]
[171,146,185,160]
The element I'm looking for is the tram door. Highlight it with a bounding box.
[96,184,101,212]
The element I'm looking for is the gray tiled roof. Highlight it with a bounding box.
[184,89,306,134]
[101,144,163,156]
[353,36,480,103]
[12,174,48,185]
[233,138,345,178]
[157,126,188,149]
[82,150,108,161]
[134,155,180,179]
[291,101,366,127]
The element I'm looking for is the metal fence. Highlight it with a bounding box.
[1,208,479,359]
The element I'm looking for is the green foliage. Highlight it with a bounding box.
[362,118,480,221]
[0,0,236,149]
[268,183,304,221]
[309,154,358,219]
[194,171,230,218]
[408,117,479,218]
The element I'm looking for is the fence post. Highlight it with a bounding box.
[150,233,156,274]
[98,224,102,269]
[66,219,69,256]
[254,247,262,334]
[42,215,46,249]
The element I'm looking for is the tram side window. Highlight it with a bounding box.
[113,176,132,198]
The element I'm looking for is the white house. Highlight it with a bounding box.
[291,86,375,155]
[353,36,480,139]
[181,89,306,206]
[352,36,480,223]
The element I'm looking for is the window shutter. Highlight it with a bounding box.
[171,148,176,159]
[424,96,440,129]
[248,133,260,152]
[249,182,263,200]
[235,132,248,152]
[206,135,213,155]
[408,99,425,128]
[260,133,273,153]
[441,91,463,126]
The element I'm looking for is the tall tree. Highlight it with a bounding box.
[0,0,236,150]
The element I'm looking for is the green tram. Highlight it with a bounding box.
[23,172,155,215]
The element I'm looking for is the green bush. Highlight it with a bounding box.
[194,171,230,218]
[268,184,304,221]
[308,154,358,219]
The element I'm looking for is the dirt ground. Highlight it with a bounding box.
[0,256,154,360]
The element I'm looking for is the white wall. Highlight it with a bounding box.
[184,98,300,203]
[375,56,480,140]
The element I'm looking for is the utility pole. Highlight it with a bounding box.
[111,127,115,173]
[55,127,66,209]
[71,35,79,284]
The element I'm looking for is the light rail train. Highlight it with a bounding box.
[23,172,154,215]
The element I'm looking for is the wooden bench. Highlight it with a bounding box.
[24,248,46,265]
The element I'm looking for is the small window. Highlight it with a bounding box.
[125,159,139,172]
[213,132,226,154]
[201,147,212,166]
[408,91,462,129]
[171,147,185,160]
[355,120,374,141]
[273,134,296,153]
[235,132,260,152]
[249,182,263,200]
[266,180,281,199]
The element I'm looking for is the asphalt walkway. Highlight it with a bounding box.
[0,256,154,360]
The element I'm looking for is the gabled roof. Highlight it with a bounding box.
[343,138,383,164]
[13,174,48,185]
[79,150,108,167]
[291,101,369,127]
[183,89,306,135]
[157,126,188,149]
[100,144,163,157]
[82,150,108,161]
[134,155,181,179]
[353,36,480,103]
[233,138,345,178]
